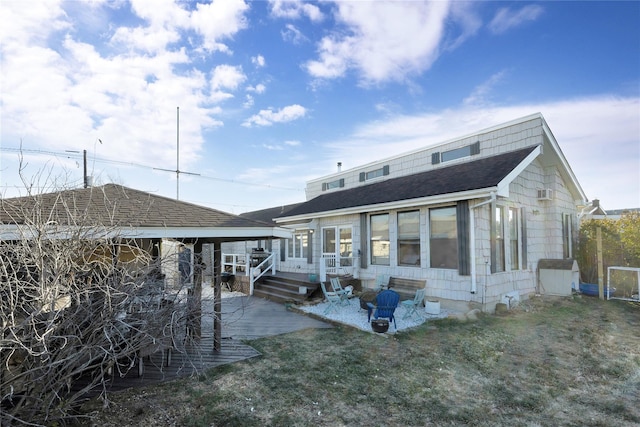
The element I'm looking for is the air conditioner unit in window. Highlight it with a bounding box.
[537,188,553,200]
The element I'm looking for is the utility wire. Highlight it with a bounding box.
[1,146,304,192]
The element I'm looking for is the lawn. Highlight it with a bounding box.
[84,295,640,426]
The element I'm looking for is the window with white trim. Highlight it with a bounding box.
[429,206,457,269]
[562,213,573,258]
[492,206,525,272]
[509,207,520,270]
[495,206,505,273]
[370,213,390,265]
[287,231,308,259]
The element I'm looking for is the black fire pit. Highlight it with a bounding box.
[359,290,377,310]
[371,318,389,333]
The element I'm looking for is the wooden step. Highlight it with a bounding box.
[253,274,320,304]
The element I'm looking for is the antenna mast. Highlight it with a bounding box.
[153,106,200,199]
[176,106,180,200]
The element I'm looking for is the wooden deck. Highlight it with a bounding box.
[73,292,332,398]
[82,337,261,396]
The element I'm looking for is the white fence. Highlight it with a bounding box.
[607,266,640,302]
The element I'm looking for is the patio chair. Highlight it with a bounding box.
[375,274,390,292]
[401,288,426,319]
[320,281,347,314]
[367,289,400,330]
[330,277,351,304]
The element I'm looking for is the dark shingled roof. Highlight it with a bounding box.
[0,184,273,229]
[280,146,537,218]
[240,203,304,225]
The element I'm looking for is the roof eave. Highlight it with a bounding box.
[541,120,588,204]
[496,145,542,197]
[275,188,497,223]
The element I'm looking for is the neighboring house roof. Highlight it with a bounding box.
[606,208,640,216]
[0,184,291,241]
[276,146,538,222]
[240,203,304,225]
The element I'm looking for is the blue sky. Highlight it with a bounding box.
[1,0,638,214]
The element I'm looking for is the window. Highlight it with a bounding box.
[323,178,344,191]
[288,231,308,259]
[495,206,505,272]
[398,210,421,266]
[366,169,384,180]
[370,213,390,265]
[562,213,573,258]
[339,228,353,267]
[429,207,457,269]
[509,208,520,270]
[359,165,390,182]
[432,142,480,164]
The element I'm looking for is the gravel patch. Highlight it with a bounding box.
[297,299,450,334]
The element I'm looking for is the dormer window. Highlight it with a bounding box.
[432,141,480,164]
[322,178,345,191]
[359,165,390,182]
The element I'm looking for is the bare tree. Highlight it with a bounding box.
[0,164,205,425]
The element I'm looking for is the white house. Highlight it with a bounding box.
[229,113,588,312]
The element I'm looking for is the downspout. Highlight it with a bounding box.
[470,192,496,294]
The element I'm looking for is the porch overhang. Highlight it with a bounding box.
[0,225,293,242]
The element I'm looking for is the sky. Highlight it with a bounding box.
[1,0,639,215]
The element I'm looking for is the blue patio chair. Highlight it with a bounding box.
[320,281,346,314]
[401,288,426,319]
[367,289,400,330]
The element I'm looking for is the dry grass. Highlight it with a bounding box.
[84,295,640,426]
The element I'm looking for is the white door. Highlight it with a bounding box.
[322,227,352,275]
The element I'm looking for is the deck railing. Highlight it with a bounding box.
[221,253,247,275]
[320,255,359,282]
[249,253,276,295]
[221,252,277,295]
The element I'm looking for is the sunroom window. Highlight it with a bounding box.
[370,213,390,265]
[509,207,520,270]
[398,210,421,266]
[429,206,457,269]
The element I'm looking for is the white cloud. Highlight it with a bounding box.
[281,23,308,45]
[188,0,249,53]
[0,0,69,46]
[244,94,255,108]
[489,5,544,35]
[247,84,266,94]
[269,0,324,22]
[242,104,307,127]
[304,1,450,84]
[0,1,233,178]
[284,140,300,147]
[251,54,266,67]
[444,1,482,51]
[210,64,246,91]
[463,70,508,107]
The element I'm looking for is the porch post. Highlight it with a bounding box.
[213,241,222,352]
[187,242,203,341]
